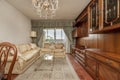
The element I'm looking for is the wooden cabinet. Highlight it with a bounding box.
[86,55,98,79]
[103,0,120,27]
[99,63,120,80]
[88,0,120,33]
[89,0,99,32]
[71,48,120,80]
[72,8,88,38]
[72,28,78,37]
[85,49,120,80]
[74,48,86,67]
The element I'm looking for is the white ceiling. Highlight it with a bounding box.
[6,0,90,20]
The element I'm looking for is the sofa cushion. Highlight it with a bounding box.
[41,48,51,52]
[30,43,37,49]
[21,49,39,61]
[44,43,50,48]
[54,49,64,53]
[26,44,31,51]
[55,43,64,49]
[18,44,28,53]
[49,45,55,49]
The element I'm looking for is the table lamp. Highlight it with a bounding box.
[30,31,37,43]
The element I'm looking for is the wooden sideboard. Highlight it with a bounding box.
[86,49,120,80]
[74,48,86,67]
[71,48,120,80]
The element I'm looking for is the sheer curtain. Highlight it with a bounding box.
[63,26,73,53]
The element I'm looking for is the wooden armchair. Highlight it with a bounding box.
[0,42,17,80]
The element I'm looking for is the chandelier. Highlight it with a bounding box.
[32,0,58,19]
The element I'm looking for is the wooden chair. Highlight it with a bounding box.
[0,42,17,80]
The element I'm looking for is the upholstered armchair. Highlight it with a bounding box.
[40,43,53,56]
[53,43,66,57]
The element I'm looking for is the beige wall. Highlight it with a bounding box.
[0,0,31,44]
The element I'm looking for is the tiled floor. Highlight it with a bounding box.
[67,54,93,80]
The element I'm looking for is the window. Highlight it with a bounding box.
[43,28,65,43]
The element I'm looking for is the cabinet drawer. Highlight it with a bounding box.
[86,51,120,71]
[94,55,120,71]
[86,55,97,72]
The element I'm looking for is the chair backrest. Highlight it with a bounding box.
[0,42,17,80]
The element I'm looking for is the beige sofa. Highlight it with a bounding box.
[5,43,40,74]
[40,43,66,57]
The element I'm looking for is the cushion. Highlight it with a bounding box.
[18,44,28,53]
[49,45,55,49]
[55,43,64,49]
[26,44,31,51]
[21,50,39,61]
[44,43,50,48]
[41,48,51,52]
[54,49,64,53]
[30,43,37,49]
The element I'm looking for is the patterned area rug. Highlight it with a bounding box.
[35,58,53,71]
[15,56,79,80]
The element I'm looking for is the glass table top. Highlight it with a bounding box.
[43,53,53,60]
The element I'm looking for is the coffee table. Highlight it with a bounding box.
[35,53,54,71]
[43,53,54,60]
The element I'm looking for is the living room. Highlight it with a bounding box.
[0,0,92,80]
[1,0,120,80]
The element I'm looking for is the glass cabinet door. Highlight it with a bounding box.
[103,0,120,27]
[90,0,99,32]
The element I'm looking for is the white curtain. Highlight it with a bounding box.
[63,26,73,53]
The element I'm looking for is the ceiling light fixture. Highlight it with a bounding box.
[32,0,58,19]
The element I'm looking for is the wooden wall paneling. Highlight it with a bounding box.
[78,38,85,46]
[85,36,91,48]
[84,37,89,47]
[77,27,81,37]
[115,32,120,54]
[76,38,83,48]
[97,34,104,50]
[103,33,115,53]
[76,38,79,48]
[89,34,94,48]
[92,34,98,48]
